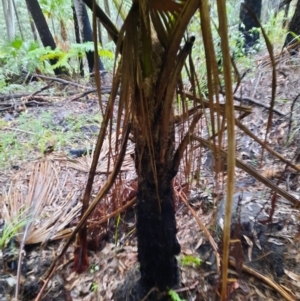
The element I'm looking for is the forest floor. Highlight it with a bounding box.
[1,49,300,301]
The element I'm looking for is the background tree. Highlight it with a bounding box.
[281,0,293,28]
[239,0,262,52]
[12,0,24,40]
[2,0,15,41]
[25,0,38,41]
[72,4,84,76]
[73,0,105,73]
[25,0,66,75]
[103,0,111,41]
[283,0,300,52]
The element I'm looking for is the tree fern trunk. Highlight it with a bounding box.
[135,143,180,298]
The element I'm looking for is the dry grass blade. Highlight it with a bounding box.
[88,197,136,229]
[216,1,235,299]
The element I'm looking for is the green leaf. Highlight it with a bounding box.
[180,254,202,266]
[168,289,186,301]
[10,38,23,50]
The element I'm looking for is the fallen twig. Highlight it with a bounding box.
[233,95,284,116]
[68,86,114,102]
[87,197,136,228]
[32,74,89,89]
[174,281,199,293]
[235,118,300,174]
[0,99,50,113]
[24,98,51,106]
[0,105,12,111]
[26,83,54,100]
[0,91,79,101]
[286,93,300,143]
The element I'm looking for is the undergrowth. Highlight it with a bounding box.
[0,209,30,249]
[0,110,101,170]
[0,38,114,91]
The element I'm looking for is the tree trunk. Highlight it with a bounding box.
[103,0,112,42]
[110,2,197,299]
[12,0,23,40]
[73,0,105,73]
[2,0,15,41]
[283,0,300,52]
[134,139,180,298]
[25,0,38,41]
[72,4,84,76]
[97,20,103,45]
[282,0,291,28]
[239,0,262,52]
[25,0,66,75]
[261,0,291,23]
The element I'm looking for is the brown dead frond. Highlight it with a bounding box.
[2,160,81,245]
[0,132,137,246]
[68,131,135,174]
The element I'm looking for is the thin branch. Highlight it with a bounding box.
[172,111,202,175]
[87,197,136,229]
[184,91,252,114]
[27,82,54,99]
[178,191,218,253]
[34,264,58,301]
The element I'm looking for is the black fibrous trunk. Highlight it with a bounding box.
[73,0,105,73]
[135,144,180,298]
[239,0,262,53]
